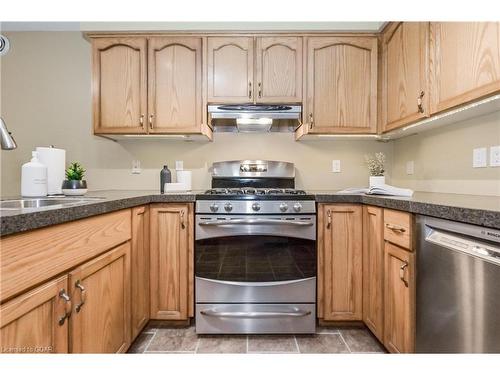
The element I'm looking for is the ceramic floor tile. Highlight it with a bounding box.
[196,335,247,353]
[146,326,199,352]
[316,326,340,334]
[338,328,386,353]
[296,334,350,353]
[247,335,298,353]
[127,333,154,353]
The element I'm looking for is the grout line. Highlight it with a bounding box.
[142,330,157,353]
[246,335,249,354]
[293,336,300,354]
[338,332,352,354]
[194,337,201,354]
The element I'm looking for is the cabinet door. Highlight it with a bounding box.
[255,37,302,103]
[306,37,377,134]
[362,206,384,342]
[207,37,254,103]
[430,22,500,114]
[319,204,362,321]
[148,37,203,133]
[150,204,192,320]
[92,37,147,134]
[69,242,131,353]
[0,275,70,354]
[382,22,429,132]
[384,242,415,353]
[131,206,150,339]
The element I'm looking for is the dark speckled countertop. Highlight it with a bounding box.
[1,190,499,237]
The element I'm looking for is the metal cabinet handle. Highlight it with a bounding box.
[258,82,262,98]
[180,210,186,230]
[58,289,72,326]
[139,114,145,127]
[200,309,311,319]
[309,113,314,129]
[326,209,332,229]
[248,82,252,99]
[399,262,409,287]
[148,114,154,129]
[386,223,406,233]
[74,280,86,313]
[417,91,425,113]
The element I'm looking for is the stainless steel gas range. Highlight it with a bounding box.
[195,160,316,334]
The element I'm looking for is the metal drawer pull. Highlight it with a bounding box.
[200,309,311,319]
[139,114,145,127]
[148,114,154,129]
[74,280,86,313]
[258,82,262,98]
[199,219,313,226]
[248,82,252,99]
[58,289,72,326]
[327,209,332,229]
[417,91,425,113]
[399,262,409,287]
[386,223,406,233]
[180,210,186,229]
[309,113,314,129]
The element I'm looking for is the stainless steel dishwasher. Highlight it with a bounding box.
[416,215,500,353]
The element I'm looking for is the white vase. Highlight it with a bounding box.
[369,175,385,187]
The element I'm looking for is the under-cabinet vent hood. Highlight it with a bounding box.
[208,104,302,133]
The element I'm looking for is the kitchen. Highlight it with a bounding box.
[1,1,500,373]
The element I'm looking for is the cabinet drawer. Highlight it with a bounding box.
[384,209,412,250]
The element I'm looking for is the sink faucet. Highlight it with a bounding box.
[0,117,17,150]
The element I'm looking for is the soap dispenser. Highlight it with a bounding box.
[21,151,48,197]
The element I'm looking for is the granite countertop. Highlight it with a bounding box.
[1,190,499,237]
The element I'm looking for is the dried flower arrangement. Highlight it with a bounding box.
[365,152,386,176]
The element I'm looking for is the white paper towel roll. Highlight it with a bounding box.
[36,146,66,195]
[176,170,192,191]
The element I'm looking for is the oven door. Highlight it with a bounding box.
[195,215,316,303]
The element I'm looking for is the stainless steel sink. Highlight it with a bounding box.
[0,197,105,210]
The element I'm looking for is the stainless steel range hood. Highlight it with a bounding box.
[208,104,302,133]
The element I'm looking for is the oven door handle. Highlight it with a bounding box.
[198,219,314,226]
[199,309,312,319]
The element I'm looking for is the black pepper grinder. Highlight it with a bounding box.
[160,165,171,193]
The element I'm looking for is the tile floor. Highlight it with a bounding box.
[128,324,386,354]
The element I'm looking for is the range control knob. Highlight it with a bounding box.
[293,203,302,212]
[279,203,289,212]
[224,202,233,212]
[252,203,261,211]
[209,203,219,212]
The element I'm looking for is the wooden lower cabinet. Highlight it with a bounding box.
[69,242,131,353]
[384,242,415,353]
[362,206,384,342]
[318,204,363,321]
[150,203,193,320]
[131,206,150,338]
[0,275,70,353]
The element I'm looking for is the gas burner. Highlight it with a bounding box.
[203,187,307,196]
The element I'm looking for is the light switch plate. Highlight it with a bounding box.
[175,160,184,170]
[490,145,500,167]
[473,148,487,168]
[132,160,141,174]
[332,160,341,173]
[406,161,414,175]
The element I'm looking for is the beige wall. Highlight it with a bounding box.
[1,31,499,197]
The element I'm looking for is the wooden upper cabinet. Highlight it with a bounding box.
[362,206,384,342]
[148,37,203,133]
[0,275,70,354]
[131,206,150,339]
[382,22,430,132]
[150,204,192,320]
[430,22,500,114]
[207,37,254,103]
[384,242,415,353]
[255,37,302,103]
[319,204,362,321]
[69,243,131,353]
[306,37,378,134]
[92,37,147,134]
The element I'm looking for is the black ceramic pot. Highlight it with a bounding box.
[62,180,87,189]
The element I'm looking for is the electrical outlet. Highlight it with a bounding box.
[332,160,341,173]
[490,145,500,167]
[131,160,141,174]
[406,161,414,175]
[473,148,487,168]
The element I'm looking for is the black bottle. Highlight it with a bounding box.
[160,165,171,193]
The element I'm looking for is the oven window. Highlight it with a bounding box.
[195,235,316,282]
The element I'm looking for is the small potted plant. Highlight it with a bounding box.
[365,152,386,187]
[62,162,87,196]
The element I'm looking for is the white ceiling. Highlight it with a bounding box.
[0,21,386,32]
